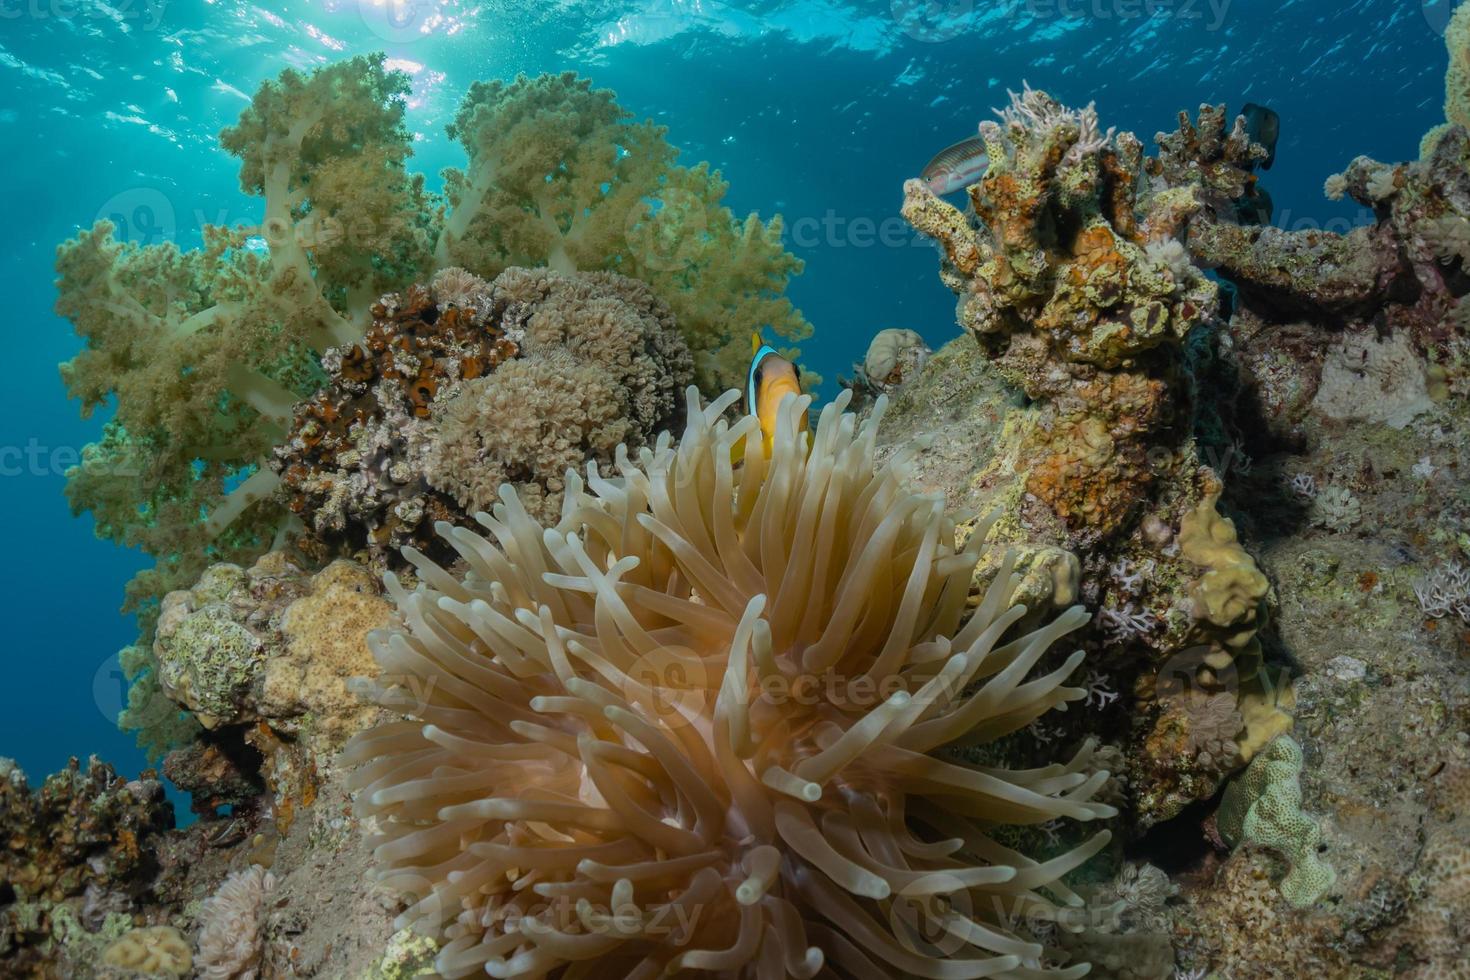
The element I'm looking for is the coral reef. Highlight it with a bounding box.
[902,85,1217,544]
[273,266,693,568]
[1173,112,1464,450]
[348,388,1115,977]
[57,56,804,760]
[36,23,1470,980]
[899,87,1276,827]
[0,757,175,974]
[150,552,389,820]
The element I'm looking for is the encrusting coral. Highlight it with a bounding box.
[102,925,191,977]
[347,387,1117,978]
[56,55,803,759]
[273,266,694,570]
[1217,735,1334,908]
[149,551,390,819]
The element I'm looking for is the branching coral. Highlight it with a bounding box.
[433,71,809,389]
[902,86,1216,541]
[1169,68,1468,443]
[348,387,1116,978]
[900,87,1274,825]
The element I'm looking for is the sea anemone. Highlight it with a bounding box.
[347,387,1115,978]
[196,865,275,980]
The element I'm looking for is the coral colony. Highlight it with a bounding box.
[9,5,1470,977]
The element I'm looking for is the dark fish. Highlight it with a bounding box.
[1240,102,1280,170]
[1234,182,1273,226]
[920,136,990,195]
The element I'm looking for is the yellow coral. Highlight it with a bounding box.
[102,925,191,977]
[1179,494,1269,648]
[268,559,392,747]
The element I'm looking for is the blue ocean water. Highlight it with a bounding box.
[0,0,1448,790]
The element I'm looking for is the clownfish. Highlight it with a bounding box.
[741,333,807,460]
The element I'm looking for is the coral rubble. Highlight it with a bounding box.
[0,757,174,974]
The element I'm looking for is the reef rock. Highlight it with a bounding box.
[0,757,175,975]
[152,552,390,819]
[898,86,1278,827]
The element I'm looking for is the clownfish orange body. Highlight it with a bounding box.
[740,333,807,460]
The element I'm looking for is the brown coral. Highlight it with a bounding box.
[902,86,1215,544]
[900,87,1275,825]
[274,266,693,568]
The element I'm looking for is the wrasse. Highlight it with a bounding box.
[920,136,990,195]
[740,333,807,461]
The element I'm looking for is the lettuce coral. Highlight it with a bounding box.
[348,387,1115,978]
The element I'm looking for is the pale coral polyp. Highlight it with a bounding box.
[347,388,1115,978]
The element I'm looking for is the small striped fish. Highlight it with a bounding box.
[920,136,989,195]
